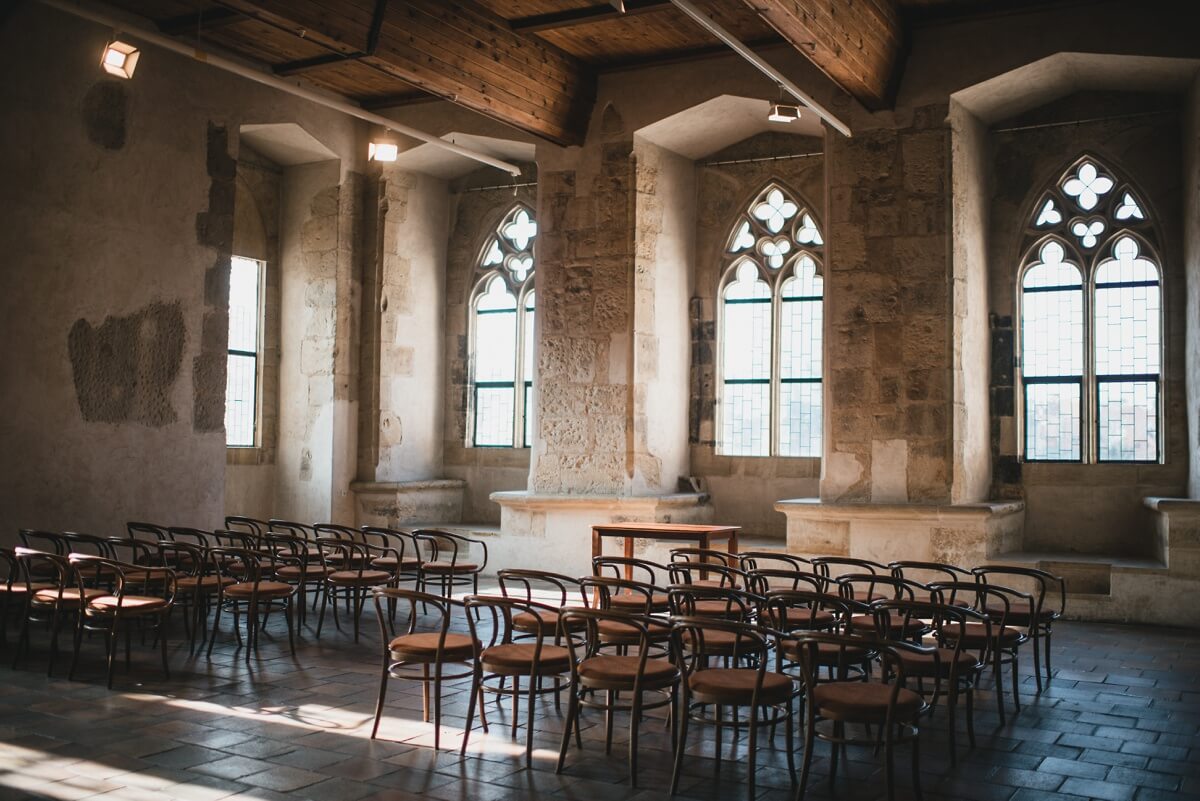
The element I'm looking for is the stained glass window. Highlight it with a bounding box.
[718,184,823,457]
[1018,156,1161,463]
[226,256,263,447]
[470,205,536,447]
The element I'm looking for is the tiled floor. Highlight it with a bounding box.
[1,598,1198,801]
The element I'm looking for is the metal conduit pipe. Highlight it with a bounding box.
[36,0,525,176]
[668,0,852,138]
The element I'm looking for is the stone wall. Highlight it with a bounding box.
[441,168,537,522]
[986,91,1188,555]
[822,106,954,504]
[531,123,636,495]
[690,132,825,536]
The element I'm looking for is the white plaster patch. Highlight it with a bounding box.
[871,439,909,503]
[824,452,865,493]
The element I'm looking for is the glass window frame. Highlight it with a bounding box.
[225,255,265,449]
[1016,156,1164,465]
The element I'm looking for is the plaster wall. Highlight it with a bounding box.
[631,140,694,495]
[948,105,993,503]
[986,92,1188,556]
[0,5,361,540]
[1186,76,1200,499]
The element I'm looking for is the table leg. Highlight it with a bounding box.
[728,531,739,555]
[699,534,711,581]
[592,528,601,563]
[624,536,635,582]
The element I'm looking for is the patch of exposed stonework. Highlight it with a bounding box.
[68,301,185,426]
[193,122,235,433]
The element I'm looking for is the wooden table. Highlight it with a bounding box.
[590,522,741,580]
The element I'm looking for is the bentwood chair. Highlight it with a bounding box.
[876,599,990,763]
[158,540,231,653]
[581,575,672,653]
[668,562,749,598]
[670,616,795,800]
[371,588,481,750]
[556,606,682,788]
[669,548,740,587]
[793,633,936,801]
[497,569,587,640]
[973,565,1065,691]
[462,595,573,765]
[315,538,395,641]
[67,553,176,688]
[746,567,830,595]
[889,560,972,603]
[207,547,300,662]
[593,556,672,612]
[126,521,170,541]
[12,548,97,675]
[771,591,877,683]
[415,530,488,605]
[224,516,268,540]
[811,556,888,580]
[0,548,27,645]
[836,574,926,637]
[929,581,1031,726]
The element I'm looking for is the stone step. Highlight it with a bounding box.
[990,550,1167,597]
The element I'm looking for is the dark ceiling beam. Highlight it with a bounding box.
[155,7,243,36]
[273,0,388,76]
[208,0,594,145]
[740,0,903,109]
[511,0,671,33]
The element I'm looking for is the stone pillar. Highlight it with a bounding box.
[821,107,954,504]
[531,135,635,494]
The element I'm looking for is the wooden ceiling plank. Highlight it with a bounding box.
[511,0,672,33]
[208,0,592,144]
[155,7,244,35]
[740,0,902,108]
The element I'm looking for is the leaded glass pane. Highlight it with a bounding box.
[475,308,516,382]
[1022,288,1084,378]
[225,353,256,448]
[722,264,771,382]
[524,383,533,448]
[778,382,821,457]
[1098,381,1157,462]
[1025,383,1081,461]
[721,383,769,456]
[228,256,260,353]
[475,387,515,447]
[1095,283,1160,376]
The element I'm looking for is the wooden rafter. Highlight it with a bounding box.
[209,0,594,145]
[511,0,671,33]
[741,0,903,109]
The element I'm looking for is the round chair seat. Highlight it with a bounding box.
[681,627,746,656]
[480,643,572,674]
[513,609,585,634]
[689,668,793,705]
[577,655,678,688]
[781,639,873,666]
[850,612,927,636]
[32,587,105,607]
[947,622,1024,646]
[274,564,333,580]
[608,591,669,612]
[0,582,54,595]
[812,680,923,724]
[422,561,479,574]
[224,581,294,599]
[389,632,478,662]
[89,594,170,612]
[328,569,391,586]
[985,601,1054,624]
[179,575,237,594]
[896,647,980,677]
[689,599,746,617]
[769,608,837,631]
[596,617,671,643]
[371,556,420,570]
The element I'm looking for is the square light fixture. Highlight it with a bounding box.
[369,137,399,162]
[767,102,802,124]
[101,40,140,79]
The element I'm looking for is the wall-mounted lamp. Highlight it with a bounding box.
[369,133,398,162]
[101,39,140,79]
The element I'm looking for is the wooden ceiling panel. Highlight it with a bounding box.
[203,18,331,64]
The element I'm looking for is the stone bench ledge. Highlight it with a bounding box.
[774,498,1024,521]
[491,490,711,512]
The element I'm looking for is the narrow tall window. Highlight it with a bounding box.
[1018,157,1162,463]
[225,256,263,447]
[469,205,536,447]
[718,184,824,457]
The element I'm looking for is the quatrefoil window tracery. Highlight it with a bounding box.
[478,205,537,290]
[728,184,823,272]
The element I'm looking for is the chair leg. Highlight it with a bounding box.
[556,682,580,774]
[159,614,170,679]
[371,663,389,739]
[993,651,1005,725]
[47,608,63,677]
[421,664,430,722]
[207,599,223,658]
[670,692,689,795]
[1044,626,1053,681]
[911,723,923,800]
[461,666,480,756]
[628,691,643,787]
[105,621,119,689]
[785,696,796,785]
[285,598,296,656]
[316,585,329,639]
[604,690,615,754]
[884,721,895,801]
[525,671,537,768]
[68,613,84,680]
[966,684,976,747]
[747,703,760,801]
[796,711,816,801]
[1031,631,1043,693]
[433,666,443,750]
[1010,653,1021,712]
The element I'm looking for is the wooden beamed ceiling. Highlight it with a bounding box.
[98,0,1048,146]
[740,0,904,110]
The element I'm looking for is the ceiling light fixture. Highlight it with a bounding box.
[767,102,802,124]
[101,39,140,79]
[369,132,398,162]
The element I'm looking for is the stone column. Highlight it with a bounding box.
[821,107,954,504]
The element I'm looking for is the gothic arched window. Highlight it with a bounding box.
[469,205,536,447]
[718,184,824,457]
[1019,156,1162,462]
